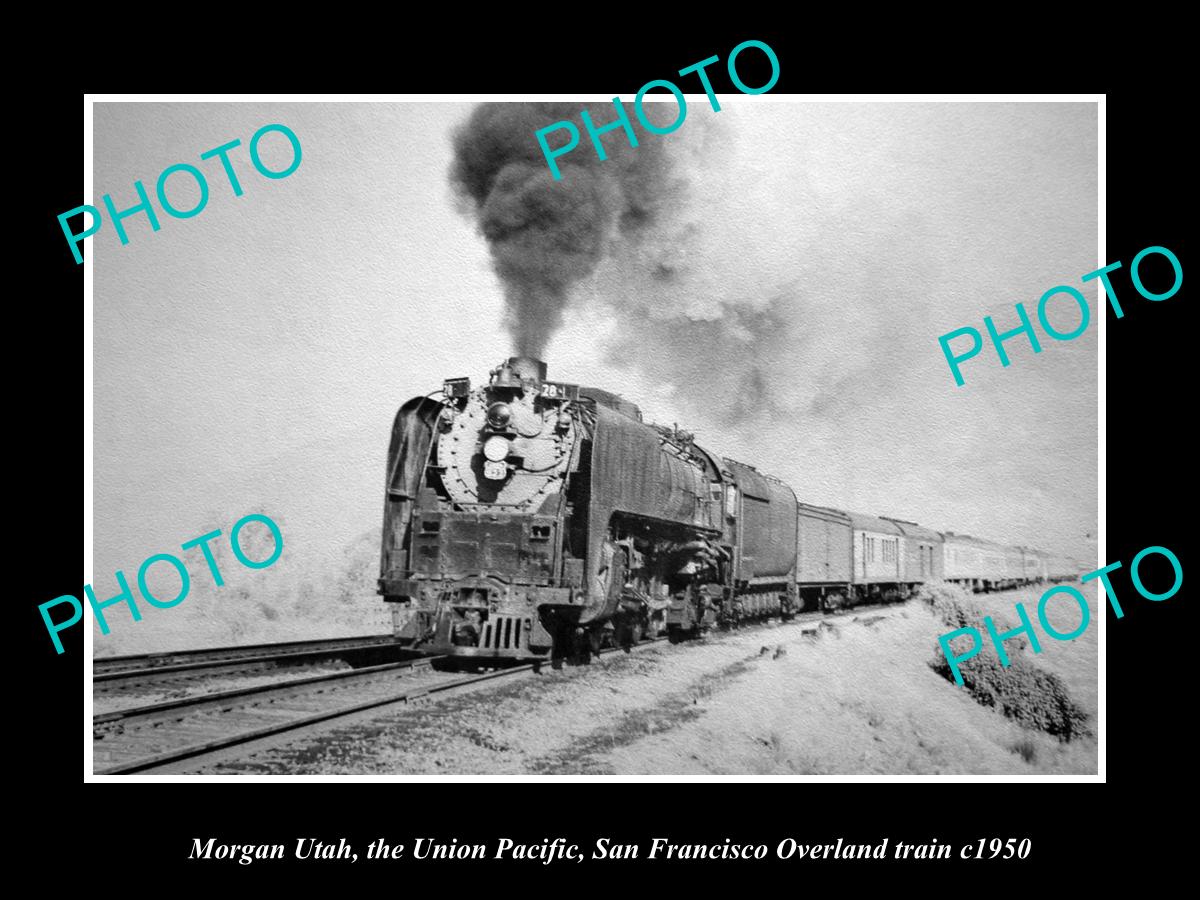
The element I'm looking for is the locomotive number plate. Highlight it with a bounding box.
[483,460,508,481]
[541,381,579,400]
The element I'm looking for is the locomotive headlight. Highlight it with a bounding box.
[486,402,513,430]
[483,435,511,462]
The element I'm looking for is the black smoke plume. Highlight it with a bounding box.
[451,103,678,357]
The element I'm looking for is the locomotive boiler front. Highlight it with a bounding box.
[436,356,574,511]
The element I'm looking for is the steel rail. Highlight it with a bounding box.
[93,642,670,775]
[94,634,403,679]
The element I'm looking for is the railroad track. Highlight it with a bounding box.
[93,605,895,775]
[94,654,454,774]
[92,639,676,776]
[93,634,416,697]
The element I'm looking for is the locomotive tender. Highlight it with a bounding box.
[378,357,1079,661]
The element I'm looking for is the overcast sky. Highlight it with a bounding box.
[92,101,1097,652]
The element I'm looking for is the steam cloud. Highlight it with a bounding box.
[450,103,681,357]
[450,102,939,443]
[568,108,944,444]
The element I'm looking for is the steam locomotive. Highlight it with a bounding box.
[378,357,1079,661]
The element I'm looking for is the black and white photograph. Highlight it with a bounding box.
[84,97,1101,778]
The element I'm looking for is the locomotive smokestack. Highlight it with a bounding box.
[509,356,547,388]
[490,356,546,392]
